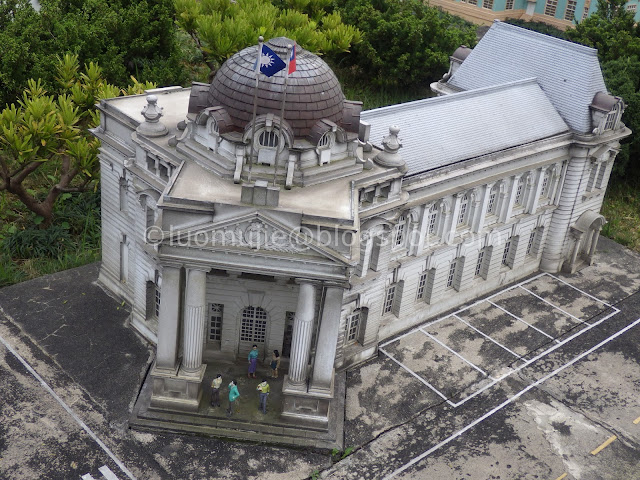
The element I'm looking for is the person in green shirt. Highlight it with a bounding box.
[226,379,240,417]
[248,344,259,379]
[257,379,270,414]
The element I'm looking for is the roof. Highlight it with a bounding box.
[361,79,569,176]
[447,21,607,134]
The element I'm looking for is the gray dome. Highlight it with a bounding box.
[208,37,345,138]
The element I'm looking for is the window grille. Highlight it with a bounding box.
[457,194,469,225]
[209,303,223,341]
[475,250,485,277]
[258,130,279,148]
[416,271,427,299]
[240,306,267,343]
[540,171,550,197]
[447,261,457,288]
[483,0,494,8]
[383,286,396,314]
[515,177,525,205]
[545,0,558,15]
[505,0,514,8]
[428,204,438,234]
[526,231,536,256]
[564,0,577,19]
[395,216,406,246]
[346,310,361,343]
[502,240,511,266]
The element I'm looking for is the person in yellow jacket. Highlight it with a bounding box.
[256,379,270,414]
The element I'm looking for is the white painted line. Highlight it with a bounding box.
[518,286,590,325]
[379,347,456,407]
[0,333,137,480]
[99,465,121,480]
[418,328,490,378]
[81,474,96,480]
[448,307,619,407]
[452,314,523,359]
[487,300,560,343]
[382,317,640,480]
[546,273,614,308]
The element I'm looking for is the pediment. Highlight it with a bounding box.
[162,212,351,266]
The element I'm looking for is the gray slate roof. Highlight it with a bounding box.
[448,21,607,134]
[361,79,569,176]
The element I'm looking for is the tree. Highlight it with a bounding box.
[334,0,477,89]
[0,0,186,108]
[0,55,154,227]
[174,0,361,77]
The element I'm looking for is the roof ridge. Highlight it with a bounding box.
[491,20,599,57]
[363,78,540,116]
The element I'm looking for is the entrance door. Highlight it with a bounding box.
[239,306,268,355]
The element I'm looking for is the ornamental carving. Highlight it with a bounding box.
[200,220,311,253]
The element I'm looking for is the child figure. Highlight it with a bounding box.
[248,344,259,379]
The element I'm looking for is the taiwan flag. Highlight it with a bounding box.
[255,44,286,77]
[288,42,297,75]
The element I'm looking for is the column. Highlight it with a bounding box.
[155,265,181,371]
[310,286,344,394]
[472,184,493,233]
[182,267,207,373]
[287,281,317,387]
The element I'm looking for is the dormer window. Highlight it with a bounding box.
[256,129,280,166]
[590,92,624,134]
[259,130,279,148]
[317,131,335,165]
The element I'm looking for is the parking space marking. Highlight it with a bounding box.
[380,274,620,408]
[452,313,524,360]
[378,346,457,407]
[418,328,492,379]
[633,416,640,425]
[590,435,617,455]
[549,275,614,308]
[382,317,640,480]
[0,330,137,480]
[518,286,590,326]
[487,300,560,343]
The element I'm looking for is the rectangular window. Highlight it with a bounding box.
[383,285,396,314]
[526,231,536,256]
[502,240,512,266]
[346,310,361,343]
[457,195,469,225]
[395,216,406,246]
[428,207,438,235]
[209,303,223,341]
[604,110,618,130]
[545,0,558,15]
[564,0,577,19]
[505,0,514,8]
[154,286,161,318]
[416,271,428,300]
[483,0,494,8]
[515,178,525,205]
[626,3,637,11]
[467,0,477,5]
[540,172,550,197]
[596,163,607,189]
[582,5,589,19]
[487,189,496,214]
[475,250,485,277]
[158,163,169,181]
[447,261,457,288]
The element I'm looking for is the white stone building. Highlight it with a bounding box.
[93,22,630,441]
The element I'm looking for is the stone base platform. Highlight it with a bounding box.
[130,363,345,450]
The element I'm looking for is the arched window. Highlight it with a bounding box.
[540,170,550,198]
[515,176,525,206]
[428,204,438,235]
[457,194,469,225]
[395,215,406,247]
[258,130,279,148]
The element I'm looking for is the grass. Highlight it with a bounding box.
[601,180,640,252]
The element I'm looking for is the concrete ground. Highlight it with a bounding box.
[1,236,640,479]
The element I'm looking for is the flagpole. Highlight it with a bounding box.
[249,35,264,183]
[274,43,293,186]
